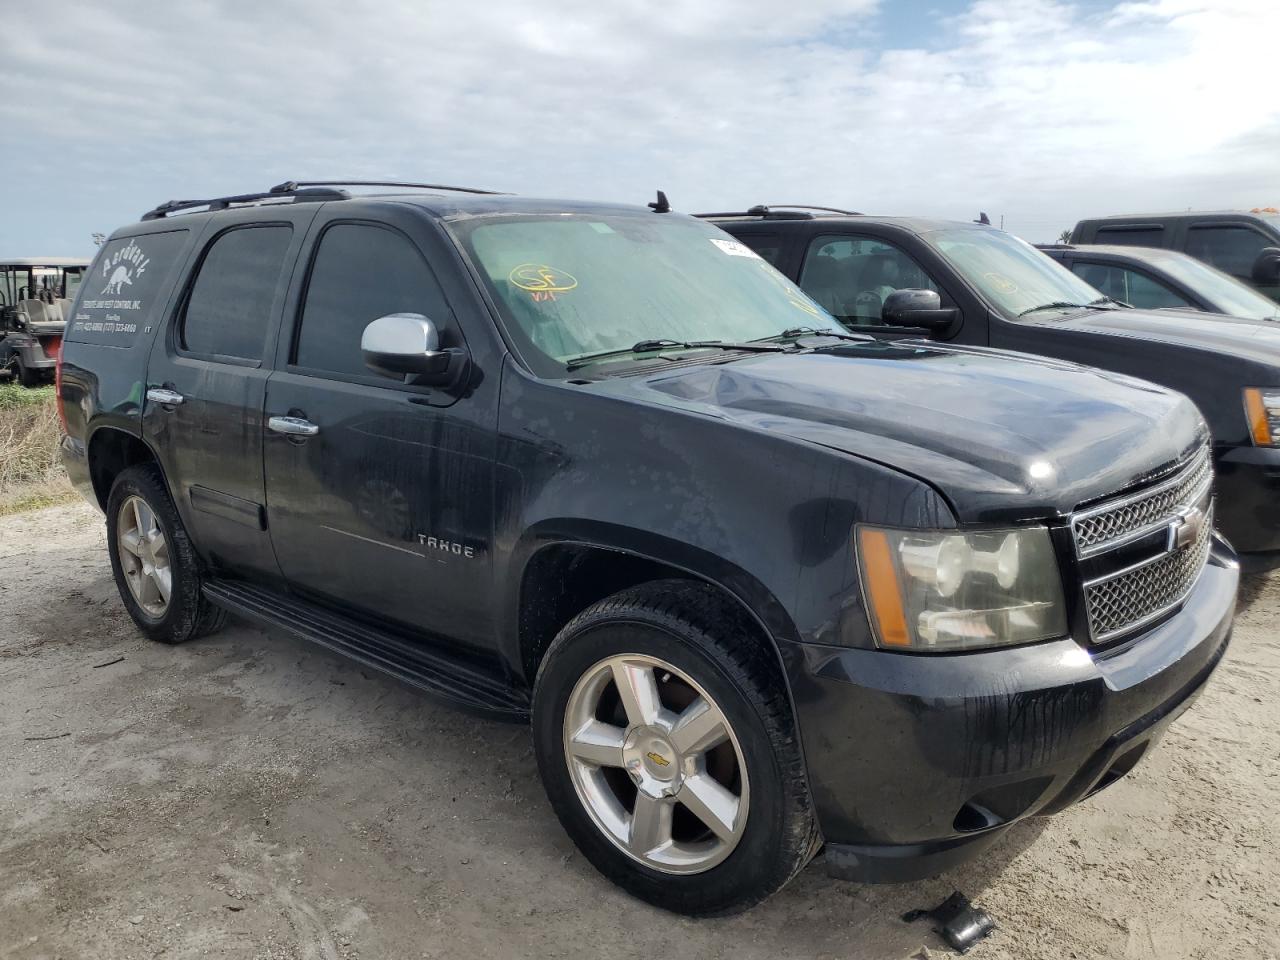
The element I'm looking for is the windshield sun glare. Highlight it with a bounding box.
[452,214,844,374]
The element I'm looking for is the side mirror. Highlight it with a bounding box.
[361,313,468,388]
[1251,247,1280,285]
[881,289,958,334]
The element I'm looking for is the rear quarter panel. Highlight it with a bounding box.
[59,226,200,504]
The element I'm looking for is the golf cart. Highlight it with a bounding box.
[0,257,88,386]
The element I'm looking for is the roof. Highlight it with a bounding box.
[1080,210,1280,222]
[0,257,91,267]
[138,181,665,224]
[702,211,987,234]
[1038,244,1193,264]
[383,193,660,220]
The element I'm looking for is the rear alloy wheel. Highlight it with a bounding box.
[116,495,173,617]
[562,653,749,874]
[106,464,227,644]
[533,580,819,915]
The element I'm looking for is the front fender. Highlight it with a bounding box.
[494,361,954,659]
[507,519,803,655]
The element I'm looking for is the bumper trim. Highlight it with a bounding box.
[825,831,1005,884]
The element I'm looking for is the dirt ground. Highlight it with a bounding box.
[1,502,1277,960]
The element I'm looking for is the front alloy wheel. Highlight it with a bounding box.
[105,464,227,644]
[533,580,820,915]
[563,654,749,874]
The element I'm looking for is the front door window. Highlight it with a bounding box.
[1186,225,1271,280]
[798,236,941,327]
[1070,261,1193,310]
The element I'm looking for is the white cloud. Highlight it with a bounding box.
[2,0,1277,252]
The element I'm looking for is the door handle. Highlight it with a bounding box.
[268,416,320,437]
[146,388,184,406]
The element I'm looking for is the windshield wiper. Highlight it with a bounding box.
[1088,296,1131,309]
[758,326,867,342]
[565,338,784,371]
[1017,301,1089,317]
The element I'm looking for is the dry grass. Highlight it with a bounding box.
[0,383,76,515]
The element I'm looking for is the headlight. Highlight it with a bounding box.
[1243,388,1280,446]
[857,525,1067,652]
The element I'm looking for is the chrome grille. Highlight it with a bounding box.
[1083,505,1213,642]
[1071,444,1214,645]
[1072,448,1212,555]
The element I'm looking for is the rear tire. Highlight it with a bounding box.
[106,464,227,644]
[15,355,37,387]
[532,580,820,915]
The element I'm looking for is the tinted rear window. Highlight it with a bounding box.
[1095,225,1164,247]
[67,231,189,346]
[180,225,293,362]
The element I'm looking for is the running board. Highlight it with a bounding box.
[202,579,530,721]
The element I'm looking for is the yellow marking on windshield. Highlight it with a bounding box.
[984,272,1018,294]
[758,262,821,316]
[509,263,578,302]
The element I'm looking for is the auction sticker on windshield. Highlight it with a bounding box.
[709,238,761,258]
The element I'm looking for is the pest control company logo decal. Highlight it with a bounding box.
[509,263,578,303]
[83,240,149,313]
[99,239,149,295]
[73,239,152,340]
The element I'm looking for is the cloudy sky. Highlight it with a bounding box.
[4,0,1276,256]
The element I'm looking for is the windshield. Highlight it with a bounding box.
[5,265,84,302]
[63,267,84,302]
[450,213,843,374]
[924,227,1104,318]
[1151,251,1280,320]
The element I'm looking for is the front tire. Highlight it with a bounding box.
[106,464,226,644]
[532,580,819,915]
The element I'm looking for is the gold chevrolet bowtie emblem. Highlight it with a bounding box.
[646,751,670,767]
[1171,504,1206,551]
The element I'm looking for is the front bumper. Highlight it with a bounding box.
[784,537,1238,883]
[1213,444,1280,565]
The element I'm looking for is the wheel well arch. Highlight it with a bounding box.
[515,541,793,691]
[87,427,163,510]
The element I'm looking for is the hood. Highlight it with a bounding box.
[601,341,1206,524]
[1026,306,1280,365]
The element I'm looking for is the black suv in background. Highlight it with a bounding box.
[1037,244,1280,321]
[1071,210,1280,303]
[713,207,1280,569]
[59,183,1236,915]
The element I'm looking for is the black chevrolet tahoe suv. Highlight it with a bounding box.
[59,182,1237,915]
[713,207,1280,570]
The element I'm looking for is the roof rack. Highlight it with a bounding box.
[141,178,510,221]
[765,204,861,215]
[269,179,507,196]
[141,186,349,221]
[693,204,861,220]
